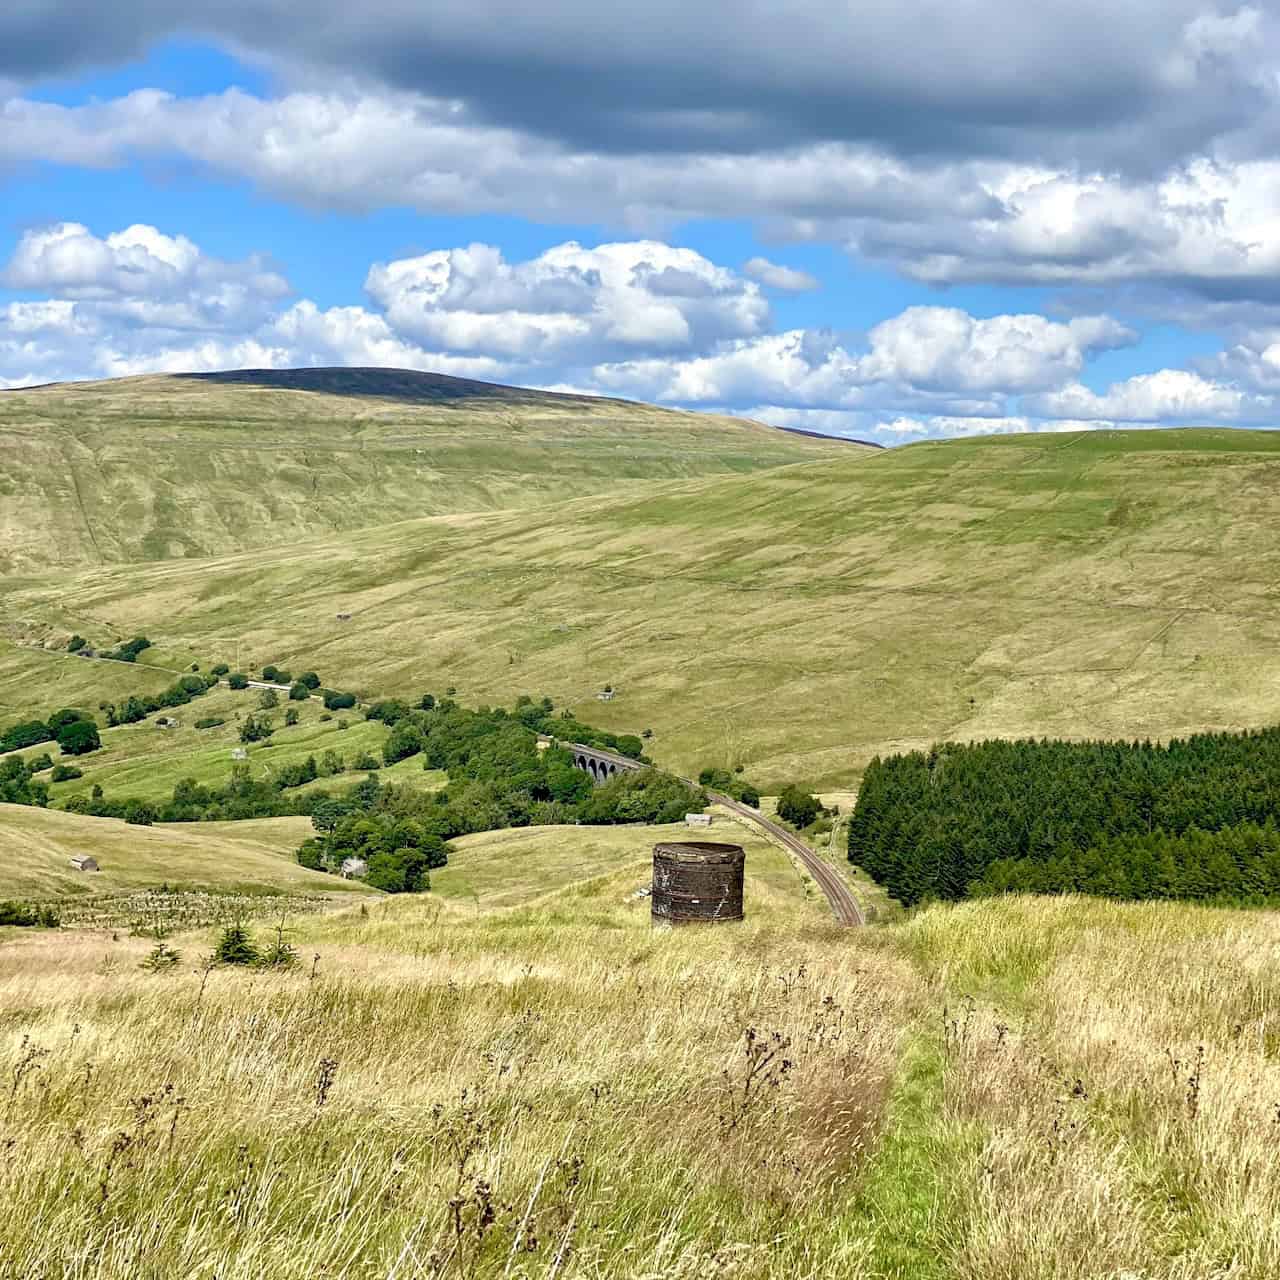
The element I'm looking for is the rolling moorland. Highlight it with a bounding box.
[0,368,849,576]
[5,410,1279,787]
[2,370,1280,1277]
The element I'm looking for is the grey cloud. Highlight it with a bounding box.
[743,258,819,291]
[1,2,1276,174]
[13,85,1280,306]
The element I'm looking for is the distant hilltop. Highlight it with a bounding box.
[0,363,861,575]
[7,364,881,447]
[169,365,635,407]
[771,423,885,448]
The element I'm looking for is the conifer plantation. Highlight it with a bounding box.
[848,728,1280,906]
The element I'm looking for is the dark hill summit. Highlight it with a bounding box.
[173,365,637,407]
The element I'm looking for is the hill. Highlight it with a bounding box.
[0,804,365,898]
[0,366,851,574]
[9,426,1279,788]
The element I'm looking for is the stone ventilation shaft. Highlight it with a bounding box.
[650,842,745,927]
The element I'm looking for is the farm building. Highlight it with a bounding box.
[69,855,99,872]
[340,857,369,879]
[685,813,713,827]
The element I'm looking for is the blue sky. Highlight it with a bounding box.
[2,5,1279,443]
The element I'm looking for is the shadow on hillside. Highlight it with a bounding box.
[172,367,607,407]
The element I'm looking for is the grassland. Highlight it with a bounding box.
[3,857,1277,1276]
[0,804,361,898]
[0,638,177,727]
[4,676,451,805]
[0,368,849,574]
[433,811,811,910]
[10,427,1280,788]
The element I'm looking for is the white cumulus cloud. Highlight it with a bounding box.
[4,222,289,331]
[364,241,769,362]
[1028,369,1273,423]
[3,220,1274,444]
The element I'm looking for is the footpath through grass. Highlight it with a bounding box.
[2,844,1278,1277]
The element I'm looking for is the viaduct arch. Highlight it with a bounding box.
[570,744,639,785]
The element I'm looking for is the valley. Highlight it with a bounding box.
[3,371,1280,1277]
[7,423,1279,788]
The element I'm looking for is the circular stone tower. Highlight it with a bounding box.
[651,841,746,926]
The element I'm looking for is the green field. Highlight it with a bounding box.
[0,367,850,575]
[10,426,1280,788]
[0,796,809,913]
[4,681,450,805]
[0,804,361,897]
[432,810,812,910]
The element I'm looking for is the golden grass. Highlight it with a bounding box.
[3,859,1279,1276]
[882,896,1280,1279]
[0,841,909,1278]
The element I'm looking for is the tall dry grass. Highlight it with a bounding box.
[4,882,1280,1277]
[893,895,1280,1279]
[0,883,913,1279]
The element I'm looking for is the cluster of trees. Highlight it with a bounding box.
[300,801,448,893]
[0,900,59,928]
[296,697,700,891]
[0,755,50,807]
[776,785,828,830]
[368,692,647,758]
[103,635,152,663]
[102,673,218,727]
[0,708,100,757]
[697,767,762,808]
[260,665,320,688]
[850,728,1280,907]
[85,764,331,825]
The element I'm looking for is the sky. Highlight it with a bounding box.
[3,4,1280,444]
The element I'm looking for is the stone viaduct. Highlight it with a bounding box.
[570,742,644,785]
[539,735,644,786]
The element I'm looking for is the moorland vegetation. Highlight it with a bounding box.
[5,373,1280,1275]
[10,426,1280,787]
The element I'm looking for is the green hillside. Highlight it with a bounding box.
[0,804,366,898]
[0,367,851,575]
[9,426,1279,788]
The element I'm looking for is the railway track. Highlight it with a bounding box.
[709,792,865,926]
[568,741,865,927]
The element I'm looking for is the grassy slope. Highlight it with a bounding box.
[0,367,850,574]
[433,812,812,910]
[0,804,368,897]
[2,863,1277,1275]
[12,427,1279,788]
[0,637,176,727]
